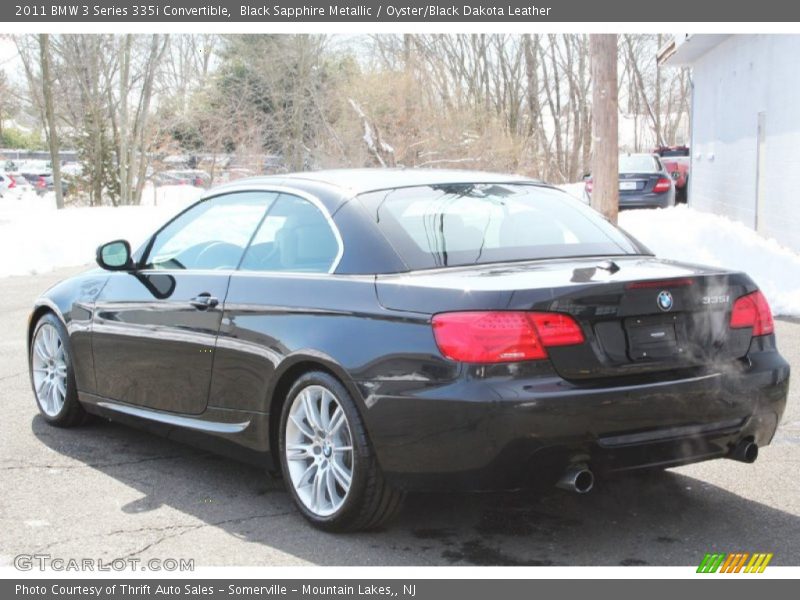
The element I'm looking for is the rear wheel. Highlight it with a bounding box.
[676,181,688,204]
[29,313,86,427]
[278,371,404,531]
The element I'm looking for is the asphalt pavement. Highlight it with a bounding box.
[1,266,798,567]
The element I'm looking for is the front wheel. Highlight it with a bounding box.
[29,313,86,427]
[278,371,404,531]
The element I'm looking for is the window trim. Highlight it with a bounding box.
[137,185,344,275]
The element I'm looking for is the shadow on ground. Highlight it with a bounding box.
[32,414,800,566]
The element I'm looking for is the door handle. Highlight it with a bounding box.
[189,293,219,310]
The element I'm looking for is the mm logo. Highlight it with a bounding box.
[697,552,773,573]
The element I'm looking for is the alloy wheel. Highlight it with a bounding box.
[31,323,68,417]
[284,384,354,517]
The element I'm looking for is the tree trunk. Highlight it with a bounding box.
[590,34,619,224]
[118,35,132,205]
[39,34,64,210]
[131,35,167,205]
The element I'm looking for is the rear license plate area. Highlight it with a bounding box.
[624,315,680,361]
[619,180,638,191]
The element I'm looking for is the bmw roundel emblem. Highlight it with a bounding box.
[657,290,674,312]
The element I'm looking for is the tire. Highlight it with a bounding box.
[29,312,86,427]
[676,179,688,204]
[278,371,404,532]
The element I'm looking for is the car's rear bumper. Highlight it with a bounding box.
[357,338,789,491]
[619,190,675,209]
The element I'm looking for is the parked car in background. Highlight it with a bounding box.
[585,153,676,209]
[180,169,211,188]
[28,169,788,531]
[154,171,191,187]
[2,169,33,196]
[34,174,69,197]
[654,145,690,203]
[0,171,15,197]
[19,171,48,186]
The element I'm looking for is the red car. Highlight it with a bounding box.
[653,146,690,203]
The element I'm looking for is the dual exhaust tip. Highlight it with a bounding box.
[556,440,758,494]
[556,439,758,494]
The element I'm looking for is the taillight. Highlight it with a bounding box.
[431,311,585,364]
[585,179,593,194]
[652,178,672,193]
[730,291,774,336]
[8,175,15,189]
[36,176,46,188]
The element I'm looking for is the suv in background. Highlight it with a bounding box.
[653,145,690,203]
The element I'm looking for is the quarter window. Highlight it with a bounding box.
[239,194,339,273]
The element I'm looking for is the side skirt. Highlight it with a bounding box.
[78,392,274,469]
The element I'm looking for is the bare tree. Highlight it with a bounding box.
[159,34,219,115]
[111,34,168,205]
[620,34,691,150]
[39,35,64,209]
[9,32,691,208]
[0,71,18,140]
[54,34,118,206]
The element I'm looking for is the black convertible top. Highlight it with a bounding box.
[206,168,542,198]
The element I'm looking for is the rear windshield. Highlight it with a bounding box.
[357,183,645,270]
[658,148,690,157]
[619,154,659,173]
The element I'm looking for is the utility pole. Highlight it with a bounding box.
[39,34,64,210]
[589,34,619,224]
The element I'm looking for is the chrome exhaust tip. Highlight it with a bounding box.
[556,463,594,494]
[730,439,759,463]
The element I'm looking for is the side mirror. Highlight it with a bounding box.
[96,240,134,271]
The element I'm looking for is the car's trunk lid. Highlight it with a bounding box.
[375,256,756,380]
[619,172,661,194]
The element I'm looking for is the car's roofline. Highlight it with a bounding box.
[202,168,548,199]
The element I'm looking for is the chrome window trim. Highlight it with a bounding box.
[200,184,345,274]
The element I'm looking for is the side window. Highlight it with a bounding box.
[239,194,339,273]
[144,191,277,270]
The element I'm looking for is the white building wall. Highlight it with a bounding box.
[690,35,800,253]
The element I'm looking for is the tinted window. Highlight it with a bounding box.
[659,148,690,157]
[239,194,339,273]
[358,183,644,270]
[619,154,659,173]
[144,191,277,270]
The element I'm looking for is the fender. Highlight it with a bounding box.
[268,348,368,414]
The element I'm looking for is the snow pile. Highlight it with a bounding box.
[0,185,200,277]
[620,205,800,316]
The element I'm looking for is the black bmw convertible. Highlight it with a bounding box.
[27,169,789,531]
